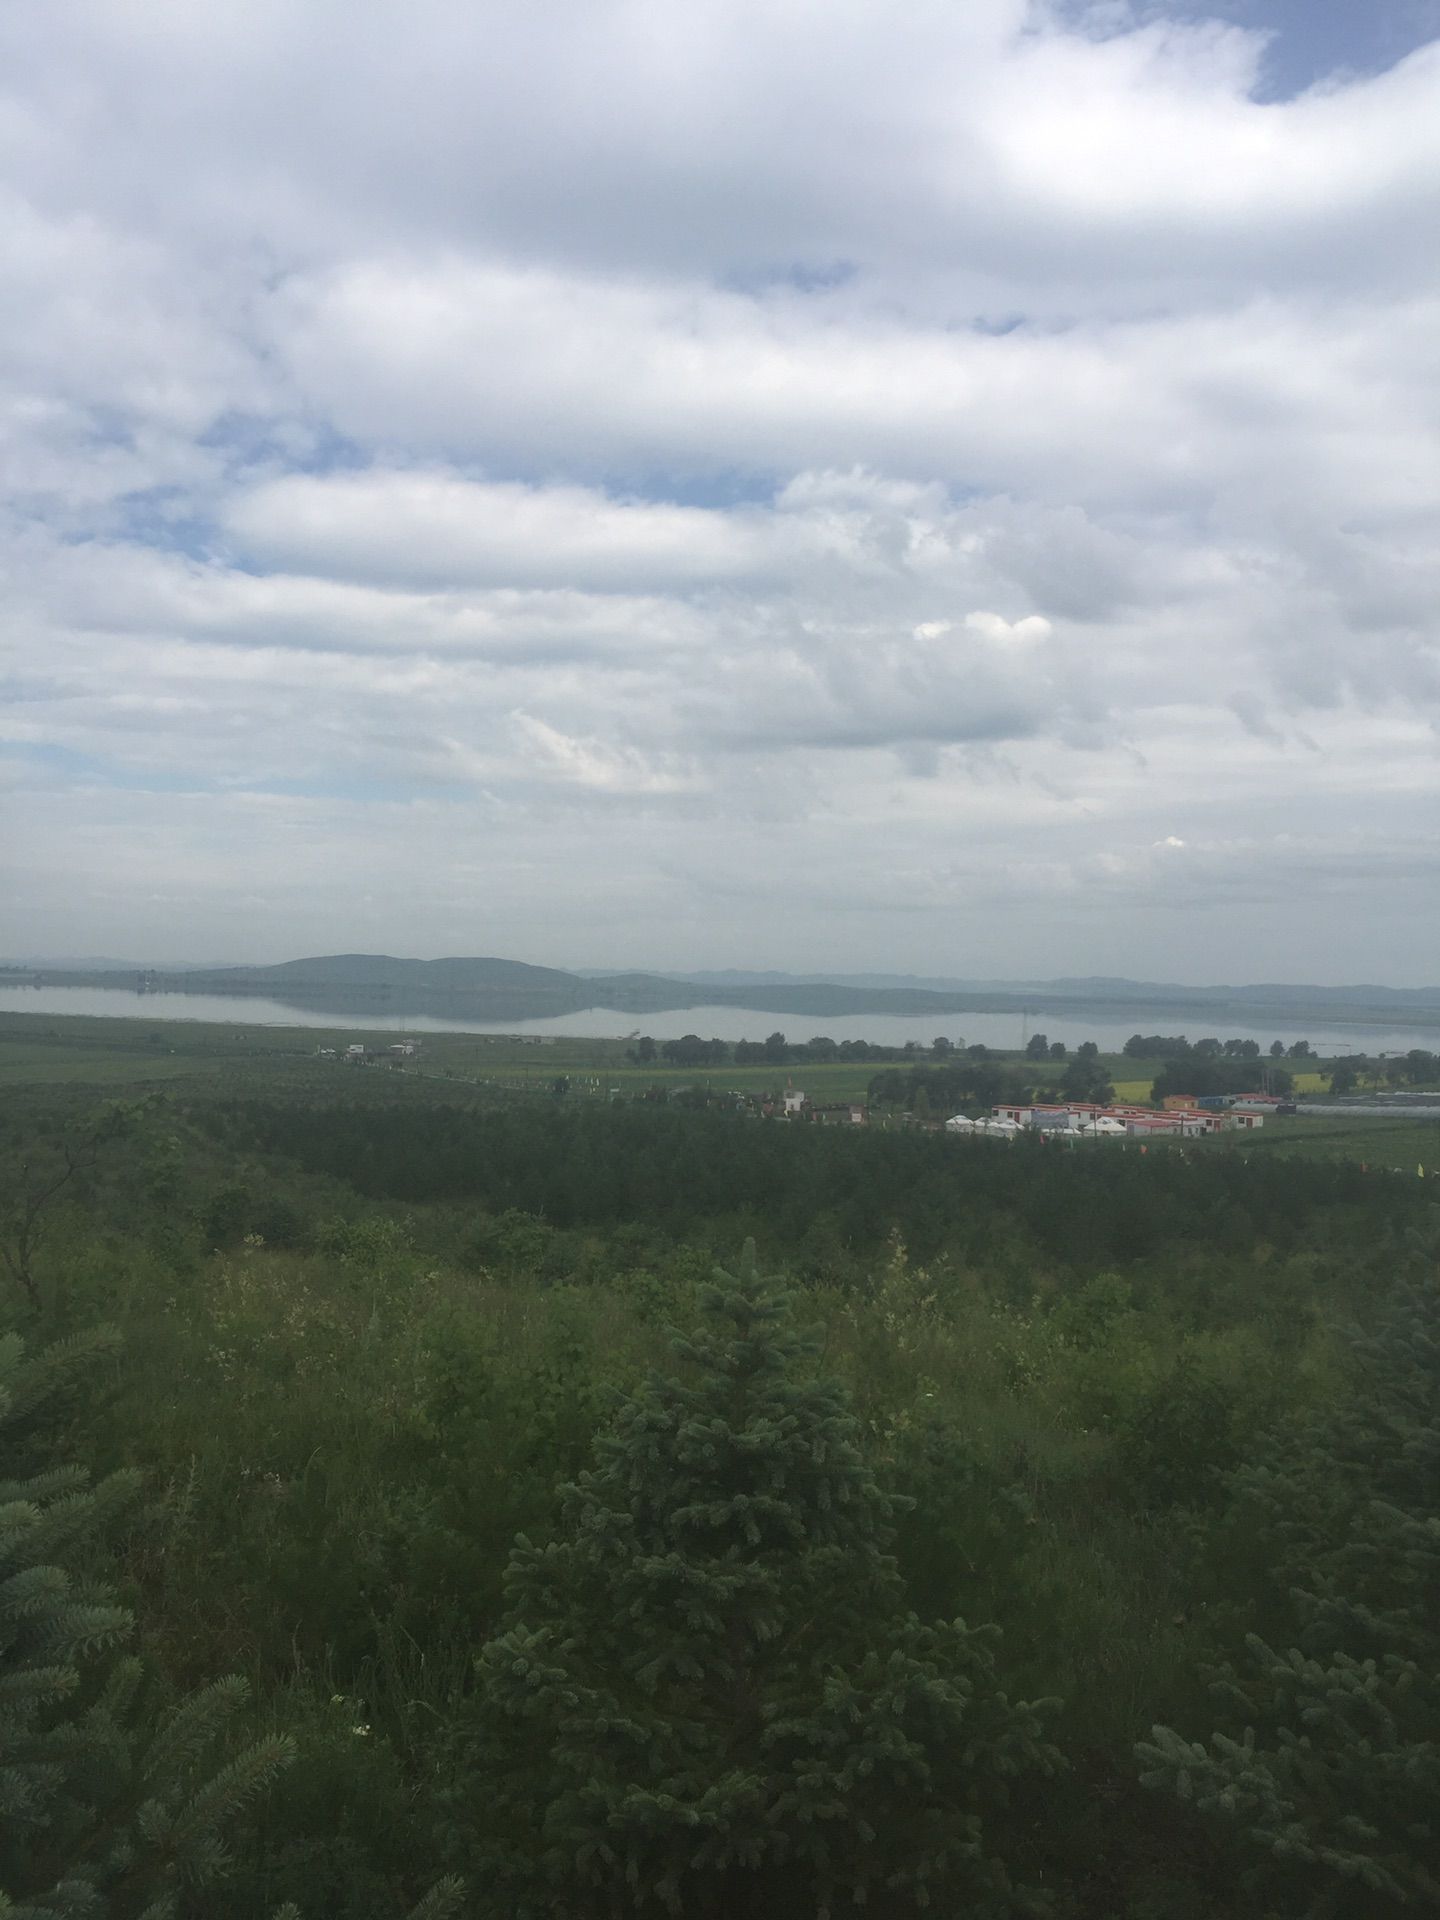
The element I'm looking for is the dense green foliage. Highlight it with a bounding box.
[1151,1059,1293,1101]
[195,1092,1400,1278]
[866,1060,1013,1112]
[1,1067,1436,1916]
[1325,1048,1439,1094]
[450,1247,1057,1917]
[1139,1267,1440,1915]
[0,1327,295,1917]
[629,1034,994,1070]
[1122,1035,1271,1060]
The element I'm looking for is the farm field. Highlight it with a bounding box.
[1190,1112,1440,1169]
[0,1011,1402,1119]
[0,1014,328,1089]
[0,1011,1072,1102]
[0,1013,881,1099]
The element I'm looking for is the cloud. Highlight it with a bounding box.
[963,611,1054,645]
[225,470,780,591]
[1,1,1438,978]
[508,712,702,795]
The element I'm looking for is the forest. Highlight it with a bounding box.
[1,1061,1436,1918]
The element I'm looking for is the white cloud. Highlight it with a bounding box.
[964,611,1054,645]
[225,469,778,591]
[0,1,1437,977]
[508,713,701,795]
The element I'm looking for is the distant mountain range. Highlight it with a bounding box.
[5,953,1439,1029]
[582,968,1440,1009]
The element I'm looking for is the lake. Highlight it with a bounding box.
[0,984,1435,1058]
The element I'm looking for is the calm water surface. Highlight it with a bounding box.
[0,985,1435,1057]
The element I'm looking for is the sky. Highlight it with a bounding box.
[2,0,1438,983]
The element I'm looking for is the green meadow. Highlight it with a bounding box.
[0,1010,1366,1109]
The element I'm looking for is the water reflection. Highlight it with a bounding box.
[0,984,1436,1057]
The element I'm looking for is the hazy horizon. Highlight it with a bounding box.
[5,948,1440,996]
[3,2,1438,980]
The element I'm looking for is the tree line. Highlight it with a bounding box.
[626,1032,998,1068]
[1121,1034,1311,1059]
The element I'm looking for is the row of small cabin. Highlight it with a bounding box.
[313,1042,420,1060]
[775,1088,1281,1135]
[984,1094,1276,1136]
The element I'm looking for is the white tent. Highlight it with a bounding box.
[944,1113,976,1131]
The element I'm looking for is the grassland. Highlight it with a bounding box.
[3,1012,1433,1170]
[1189,1113,1440,1169]
[0,1013,877,1098]
[0,1012,884,1102]
[0,1013,325,1088]
[0,1012,1216,1106]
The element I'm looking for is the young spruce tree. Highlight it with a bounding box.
[1,1326,296,1918]
[455,1244,1057,1919]
[1138,1268,1440,1917]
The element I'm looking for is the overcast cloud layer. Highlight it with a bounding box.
[2,0,1437,981]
